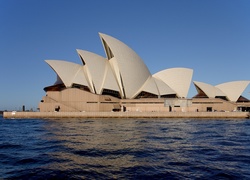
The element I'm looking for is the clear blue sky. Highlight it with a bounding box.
[0,0,250,111]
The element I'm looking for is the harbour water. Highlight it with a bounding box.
[1,116,250,179]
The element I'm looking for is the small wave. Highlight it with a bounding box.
[0,143,23,149]
[16,157,40,165]
[1,118,250,179]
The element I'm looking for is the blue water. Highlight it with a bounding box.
[0,116,250,179]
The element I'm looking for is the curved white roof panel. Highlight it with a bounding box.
[99,33,151,99]
[216,81,250,102]
[153,68,193,98]
[102,60,120,93]
[194,80,250,101]
[133,76,177,97]
[108,57,124,97]
[140,77,159,96]
[193,81,219,98]
[76,49,108,94]
[45,60,88,88]
[154,78,176,96]
[72,66,88,87]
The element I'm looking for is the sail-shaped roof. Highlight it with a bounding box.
[77,49,109,94]
[45,60,88,88]
[193,81,225,98]
[216,81,250,102]
[194,80,250,101]
[44,33,250,104]
[153,68,193,98]
[99,33,151,99]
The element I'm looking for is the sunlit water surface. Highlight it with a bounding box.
[0,116,250,179]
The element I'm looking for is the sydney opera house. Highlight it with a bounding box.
[39,33,250,113]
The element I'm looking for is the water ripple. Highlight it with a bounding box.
[0,117,250,179]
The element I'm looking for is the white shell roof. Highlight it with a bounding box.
[46,33,249,103]
[154,77,176,96]
[216,81,250,102]
[102,60,120,92]
[45,34,193,99]
[45,60,88,88]
[193,81,225,98]
[140,77,160,96]
[77,49,108,94]
[194,80,250,101]
[99,33,151,99]
[153,68,193,98]
[72,66,88,87]
[108,57,124,96]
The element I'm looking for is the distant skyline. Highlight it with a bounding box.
[0,0,250,110]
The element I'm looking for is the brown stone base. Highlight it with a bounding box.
[3,111,249,119]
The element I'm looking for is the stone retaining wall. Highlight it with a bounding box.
[3,111,249,119]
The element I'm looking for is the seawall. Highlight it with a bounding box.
[3,111,250,119]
